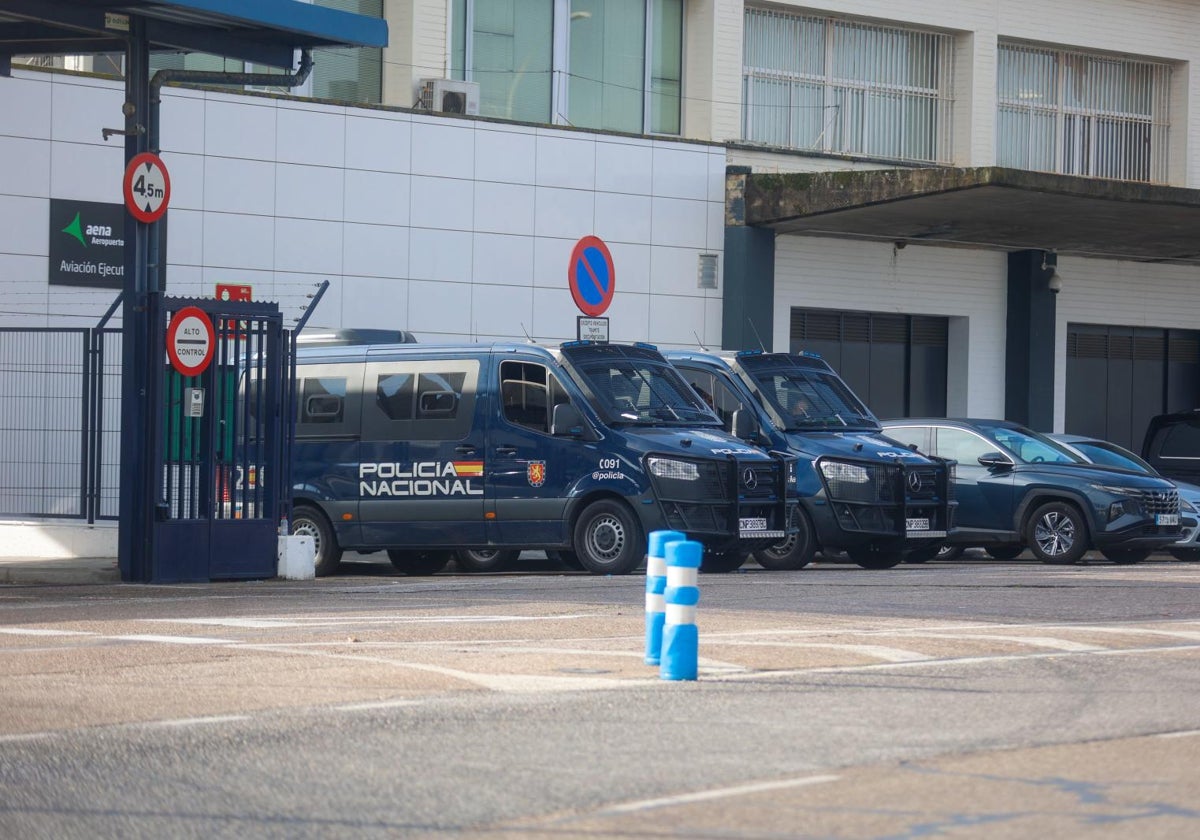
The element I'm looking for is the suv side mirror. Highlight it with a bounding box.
[978,451,1013,470]
[731,408,756,441]
[551,403,590,438]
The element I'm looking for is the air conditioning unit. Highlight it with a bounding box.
[419,78,480,116]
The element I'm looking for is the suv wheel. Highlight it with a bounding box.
[1026,501,1088,565]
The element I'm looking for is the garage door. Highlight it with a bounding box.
[1066,324,1200,452]
[789,308,948,420]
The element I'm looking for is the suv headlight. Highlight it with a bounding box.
[820,461,870,483]
[648,457,700,481]
[1090,484,1141,497]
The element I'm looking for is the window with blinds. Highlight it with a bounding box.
[742,7,955,163]
[997,42,1171,183]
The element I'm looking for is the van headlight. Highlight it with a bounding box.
[820,461,870,483]
[648,457,700,481]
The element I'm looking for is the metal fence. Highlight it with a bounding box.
[0,327,122,522]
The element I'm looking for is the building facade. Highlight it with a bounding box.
[6,0,1200,453]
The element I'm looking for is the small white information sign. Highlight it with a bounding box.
[577,316,609,343]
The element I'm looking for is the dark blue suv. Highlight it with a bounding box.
[880,419,1182,564]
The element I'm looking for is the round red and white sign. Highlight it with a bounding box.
[123,152,171,224]
[166,306,214,377]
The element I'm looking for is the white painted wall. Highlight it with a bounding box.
[773,237,1008,418]
[0,68,726,348]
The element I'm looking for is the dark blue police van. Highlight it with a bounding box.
[288,340,796,576]
[664,350,956,569]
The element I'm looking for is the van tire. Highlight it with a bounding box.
[1026,501,1089,564]
[456,548,518,573]
[846,545,904,569]
[387,550,452,576]
[292,504,341,577]
[752,507,816,570]
[572,500,643,575]
[701,551,747,573]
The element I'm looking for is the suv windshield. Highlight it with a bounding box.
[565,350,719,426]
[747,367,877,431]
[978,422,1080,464]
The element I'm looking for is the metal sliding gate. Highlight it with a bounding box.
[147,296,293,582]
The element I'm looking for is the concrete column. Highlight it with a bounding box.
[1005,250,1059,430]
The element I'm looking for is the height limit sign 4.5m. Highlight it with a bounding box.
[123,152,171,224]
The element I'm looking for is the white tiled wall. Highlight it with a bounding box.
[0,68,725,347]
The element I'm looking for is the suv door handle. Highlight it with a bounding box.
[496,446,518,456]
[454,444,476,455]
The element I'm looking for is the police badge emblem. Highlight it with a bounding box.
[527,461,546,487]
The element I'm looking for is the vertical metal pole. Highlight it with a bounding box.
[118,18,153,582]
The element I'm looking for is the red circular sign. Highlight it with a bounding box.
[123,152,171,224]
[568,235,616,317]
[166,306,215,376]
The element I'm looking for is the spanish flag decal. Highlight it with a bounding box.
[452,461,484,477]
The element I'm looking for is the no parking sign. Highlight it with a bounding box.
[568,235,615,317]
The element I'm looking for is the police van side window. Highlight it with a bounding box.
[293,363,361,440]
[302,377,346,423]
[677,367,740,428]
[363,360,479,442]
[500,361,568,433]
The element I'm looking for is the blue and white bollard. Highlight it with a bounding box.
[660,539,702,681]
[645,529,685,666]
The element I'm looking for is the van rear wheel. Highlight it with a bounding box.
[572,500,643,575]
[291,504,341,577]
[455,548,518,573]
[387,550,452,576]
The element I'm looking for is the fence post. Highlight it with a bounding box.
[661,539,702,681]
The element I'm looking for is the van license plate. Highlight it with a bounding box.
[1157,514,1180,526]
[906,518,929,530]
[739,517,768,532]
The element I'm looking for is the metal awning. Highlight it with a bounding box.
[0,0,388,69]
[740,166,1200,265]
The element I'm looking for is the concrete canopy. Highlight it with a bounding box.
[741,167,1200,266]
[0,0,387,70]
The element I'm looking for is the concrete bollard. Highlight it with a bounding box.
[645,529,685,665]
[660,539,702,681]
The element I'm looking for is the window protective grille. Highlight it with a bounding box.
[742,8,954,164]
[997,43,1171,183]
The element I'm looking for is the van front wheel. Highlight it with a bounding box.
[291,504,341,577]
[573,500,643,575]
[752,507,816,570]
[387,550,452,576]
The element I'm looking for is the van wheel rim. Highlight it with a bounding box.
[586,514,625,562]
[293,520,322,559]
[1034,511,1075,556]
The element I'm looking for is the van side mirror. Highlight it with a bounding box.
[551,403,589,438]
[731,408,756,441]
[978,451,1013,470]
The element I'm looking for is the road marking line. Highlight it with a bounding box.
[726,641,932,662]
[1155,729,1200,739]
[334,699,423,712]
[601,774,841,814]
[142,613,601,628]
[713,643,1200,682]
[111,634,234,645]
[150,715,250,728]
[0,628,96,637]
[907,633,1105,652]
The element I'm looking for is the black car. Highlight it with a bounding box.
[1142,409,1200,484]
[880,418,1182,565]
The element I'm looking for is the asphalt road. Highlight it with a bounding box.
[2,556,1199,839]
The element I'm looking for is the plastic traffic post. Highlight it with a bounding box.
[661,539,703,681]
[644,529,685,665]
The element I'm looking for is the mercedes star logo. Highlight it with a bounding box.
[742,468,758,490]
[906,471,923,492]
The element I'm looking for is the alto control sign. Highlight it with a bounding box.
[166,306,215,377]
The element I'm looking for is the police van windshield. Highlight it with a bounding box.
[568,355,720,426]
[749,368,877,430]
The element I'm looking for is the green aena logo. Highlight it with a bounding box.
[61,212,113,247]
